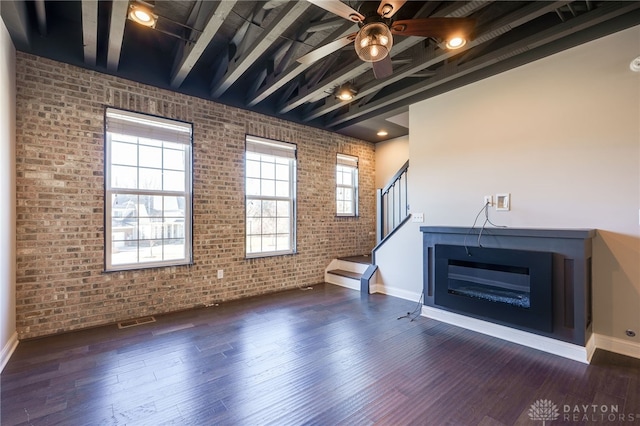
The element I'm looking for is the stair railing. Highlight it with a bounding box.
[376,160,409,243]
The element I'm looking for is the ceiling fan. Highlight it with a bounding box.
[298,0,476,80]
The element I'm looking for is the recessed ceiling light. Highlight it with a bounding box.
[445,36,466,49]
[335,83,357,101]
[128,3,157,28]
[377,130,388,137]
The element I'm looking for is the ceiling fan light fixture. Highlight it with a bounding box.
[128,3,157,28]
[355,22,393,62]
[445,36,467,50]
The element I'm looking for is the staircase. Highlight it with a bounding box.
[325,161,410,294]
[325,255,376,292]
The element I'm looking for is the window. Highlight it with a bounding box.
[336,154,358,216]
[245,136,296,257]
[105,108,193,271]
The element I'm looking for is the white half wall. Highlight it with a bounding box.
[407,26,640,351]
[0,16,17,371]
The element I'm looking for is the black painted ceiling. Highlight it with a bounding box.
[3,1,640,142]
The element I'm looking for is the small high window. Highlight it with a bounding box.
[336,154,358,217]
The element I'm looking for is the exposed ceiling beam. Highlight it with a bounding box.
[170,0,237,88]
[278,1,488,115]
[106,0,129,72]
[81,0,98,66]
[304,0,569,123]
[34,0,47,36]
[246,21,356,107]
[211,1,312,98]
[327,1,640,129]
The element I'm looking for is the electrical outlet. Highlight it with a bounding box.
[412,212,424,222]
[484,195,493,206]
[217,269,223,279]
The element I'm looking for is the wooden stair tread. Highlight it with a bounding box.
[337,255,372,265]
[327,269,362,280]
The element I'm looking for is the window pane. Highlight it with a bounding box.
[261,180,275,196]
[164,149,185,171]
[262,200,276,217]
[276,218,289,234]
[262,217,276,234]
[343,188,353,201]
[111,165,138,189]
[262,235,276,252]
[163,170,185,191]
[139,145,162,168]
[276,235,290,251]
[261,161,275,179]
[247,236,262,253]
[275,181,289,197]
[111,242,138,265]
[163,239,185,260]
[139,167,162,190]
[247,218,261,235]
[277,201,290,217]
[111,142,138,166]
[275,164,289,180]
[247,200,261,218]
[247,178,261,196]
[246,160,261,178]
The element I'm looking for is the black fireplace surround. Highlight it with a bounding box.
[421,227,595,345]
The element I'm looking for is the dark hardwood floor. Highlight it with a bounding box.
[2,284,639,425]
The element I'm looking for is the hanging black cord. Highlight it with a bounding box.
[397,293,424,321]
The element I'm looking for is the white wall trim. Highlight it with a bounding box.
[422,306,592,364]
[594,333,640,360]
[371,283,421,303]
[0,331,18,373]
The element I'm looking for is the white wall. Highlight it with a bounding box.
[0,16,17,371]
[375,135,409,189]
[393,26,640,348]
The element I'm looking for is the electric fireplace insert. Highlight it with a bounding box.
[434,244,553,333]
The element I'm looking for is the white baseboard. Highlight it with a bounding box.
[0,331,18,373]
[371,283,421,303]
[594,334,640,360]
[422,306,592,364]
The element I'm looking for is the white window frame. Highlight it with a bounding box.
[104,108,193,271]
[336,153,359,217]
[245,135,297,258]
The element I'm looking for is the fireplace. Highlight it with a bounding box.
[434,244,553,333]
[421,227,594,347]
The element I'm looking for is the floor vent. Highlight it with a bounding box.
[118,316,156,329]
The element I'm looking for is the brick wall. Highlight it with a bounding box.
[15,53,376,339]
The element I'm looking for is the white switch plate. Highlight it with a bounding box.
[412,213,424,223]
[217,269,224,279]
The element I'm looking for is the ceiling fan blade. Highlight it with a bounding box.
[297,33,357,65]
[377,0,407,18]
[391,17,476,39]
[306,0,364,22]
[372,56,393,79]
